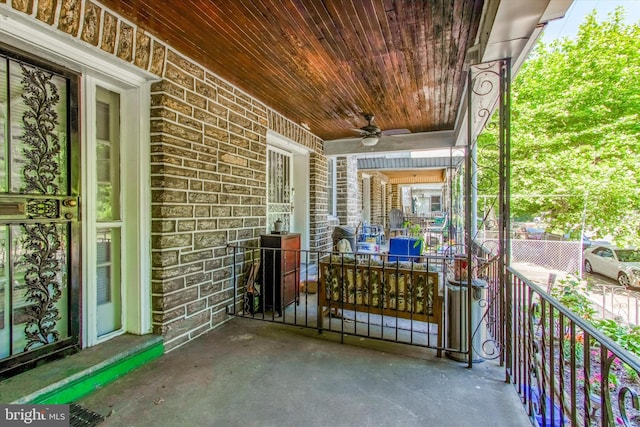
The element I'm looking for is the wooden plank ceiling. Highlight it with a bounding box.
[383,169,445,184]
[100,0,484,141]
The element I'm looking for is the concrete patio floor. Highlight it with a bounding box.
[78,317,533,427]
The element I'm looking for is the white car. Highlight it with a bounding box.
[584,246,640,288]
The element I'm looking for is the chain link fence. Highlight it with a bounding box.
[481,237,640,326]
[480,238,583,274]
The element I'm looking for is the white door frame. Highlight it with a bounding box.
[0,11,154,347]
[267,131,310,250]
[82,75,152,346]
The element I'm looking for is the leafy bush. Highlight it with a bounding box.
[550,276,597,321]
[551,276,640,357]
[591,318,640,356]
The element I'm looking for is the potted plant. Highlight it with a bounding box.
[403,220,425,255]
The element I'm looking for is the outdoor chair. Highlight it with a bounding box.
[387,208,407,238]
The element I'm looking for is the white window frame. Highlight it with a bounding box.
[431,195,442,212]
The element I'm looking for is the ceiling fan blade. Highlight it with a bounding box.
[382,128,411,136]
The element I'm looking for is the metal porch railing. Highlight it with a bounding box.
[227,243,486,360]
[507,267,640,426]
[586,284,640,327]
[226,241,640,425]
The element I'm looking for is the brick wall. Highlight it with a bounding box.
[149,53,272,349]
[355,170,387,226]
[335,156,359,227]
[1,0,332,351]
[369,171,387,224]
[391,183,401,211]
[309,152,332,253]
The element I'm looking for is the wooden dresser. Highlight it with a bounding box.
[260,233,300,316]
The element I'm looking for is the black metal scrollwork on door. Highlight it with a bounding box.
[19,63,61,196]
[18,63,64,351]
[26,199,60,219]
[22,223,62,350]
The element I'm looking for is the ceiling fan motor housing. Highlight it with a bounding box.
[360,114,381,136]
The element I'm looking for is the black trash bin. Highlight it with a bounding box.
[332,226,356,253]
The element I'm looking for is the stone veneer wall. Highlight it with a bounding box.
[391,184,401,211]
[151,69,332,349]
[308,151,333,253]
[1,0,331,351]
[369,171,387,224]
[149,58,269,349]
[356,170,387,226]
[335,156,359,227]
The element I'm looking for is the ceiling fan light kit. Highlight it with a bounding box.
[361,135,380,146]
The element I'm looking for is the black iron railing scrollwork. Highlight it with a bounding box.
[468,244,502,361]
[466,59,510,366]
[511,268,640,426]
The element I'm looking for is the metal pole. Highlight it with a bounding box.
[500,58,512,375]
[471,140,478,238]
[465,69,474,368]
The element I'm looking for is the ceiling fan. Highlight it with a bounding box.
[352,113,410,146]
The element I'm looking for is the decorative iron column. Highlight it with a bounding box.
[466,59,511,369]
[499,60,511,375]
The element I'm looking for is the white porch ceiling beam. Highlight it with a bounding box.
[323,130,455,156]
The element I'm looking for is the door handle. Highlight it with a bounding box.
[60,197,80,221]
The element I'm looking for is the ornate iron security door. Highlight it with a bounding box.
[0,50,80,376]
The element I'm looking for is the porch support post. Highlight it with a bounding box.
[465,70,474,368]
[465,59,511,371]
[498,58,512,377]
[471,142,478,238]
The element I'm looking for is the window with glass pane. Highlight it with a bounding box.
[431,195,442,212]
[96,230,111,304]
[96,89,120,221]
[95,87,122,337]
[96,228,121,335]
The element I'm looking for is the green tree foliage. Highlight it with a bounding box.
[481,8,640,245]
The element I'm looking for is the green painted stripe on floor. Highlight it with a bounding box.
[31,341,164,405]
